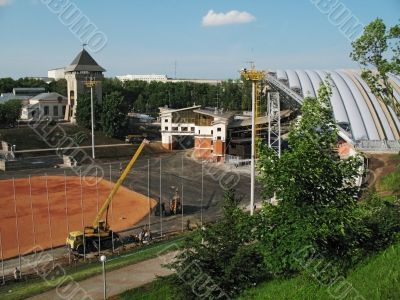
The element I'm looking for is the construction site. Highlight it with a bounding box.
[0,47,399,299]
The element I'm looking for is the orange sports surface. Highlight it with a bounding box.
[0,176,157,259]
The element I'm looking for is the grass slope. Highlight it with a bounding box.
[239,242,400,300]
[118,242,400,300]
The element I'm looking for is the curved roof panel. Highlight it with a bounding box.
[276,69,288,81]
[296,70,316,98]
[286,70,301,90]
[330,71,368,140]
[337,71,379,140]
[273,69,400,142]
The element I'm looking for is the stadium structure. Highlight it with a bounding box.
[266,69,400,151]
[160,69,400,162]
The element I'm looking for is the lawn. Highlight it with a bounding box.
[0,235,186,300]
[239,242,400,300]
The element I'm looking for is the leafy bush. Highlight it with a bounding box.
[169,190,268,299]
[358,192,400,252]
[380,165,400,195]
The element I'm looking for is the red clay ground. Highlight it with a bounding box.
[0,176,157,259]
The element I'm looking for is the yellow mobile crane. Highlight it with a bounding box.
[66,139,150,254]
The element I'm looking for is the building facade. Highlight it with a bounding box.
[21,92,67,120]
[160,106,233,162]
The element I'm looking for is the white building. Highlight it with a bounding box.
[116,74,168,83]
[21,92,67,120]
[160,105,233,162]
[48,68,66,80]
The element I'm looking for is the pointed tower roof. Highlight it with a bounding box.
[65,48,106,72]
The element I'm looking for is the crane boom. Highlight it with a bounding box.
[92,139,149,227]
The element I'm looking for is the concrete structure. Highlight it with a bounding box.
[0,155,65,171]
[64,48,105,122]
[159,105,234,161]
[48,68,66,80]
[20,92,67,120]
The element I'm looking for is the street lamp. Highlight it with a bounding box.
[100,255,107,299]
[84,76,98,159]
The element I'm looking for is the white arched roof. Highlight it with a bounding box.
[274,70,400,142]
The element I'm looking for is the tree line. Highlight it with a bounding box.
[0,77,68,96]
[0,77,252,114]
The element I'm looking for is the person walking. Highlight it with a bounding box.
[13,267,21,282]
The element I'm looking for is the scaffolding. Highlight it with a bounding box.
[268,92,281,157]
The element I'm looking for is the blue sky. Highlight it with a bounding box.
[0,0,399,79]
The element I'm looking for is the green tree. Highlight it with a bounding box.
[170,190,267,299]
[101,91,128,137]
[350,18,400,117]
[257,82,365,277]
[75,92,101,129]
[0,100,22,126]
[48,79,67,96]
[0,77,16,93]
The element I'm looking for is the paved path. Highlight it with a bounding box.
[28,251,178,300]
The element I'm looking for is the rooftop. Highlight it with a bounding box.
[65,49,105,73]
[30,92,67,101]
[193,108,235,120]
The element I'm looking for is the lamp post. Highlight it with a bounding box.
[240,65,265,216]
[84,76,98,159]
[100,255,107,299]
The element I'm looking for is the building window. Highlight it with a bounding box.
[191,127,195,132]
[181,127,188,131]
[165,119,169,122]
[172,127,178,131]
[198,130,200,134]
[62,105,66,116]
[165,127,168,131]
[53,106,58,116]
[44,106,49,116]
[211,140,213,145]
[217,136,221,140]
[211,130,213,134]
[217,127,221,132]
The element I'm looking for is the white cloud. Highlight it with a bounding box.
[202,10,256,27]
[0,0,12,7]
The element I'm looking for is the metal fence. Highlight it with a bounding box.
[0,155,214,281]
